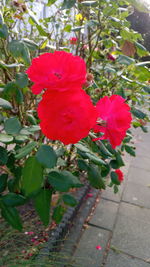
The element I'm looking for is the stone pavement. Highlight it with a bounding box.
[66,125,150,267]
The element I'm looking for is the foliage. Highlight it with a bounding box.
[0,0,150,232]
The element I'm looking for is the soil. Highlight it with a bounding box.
[0,201,57,266]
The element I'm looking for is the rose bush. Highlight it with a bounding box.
[0,0,149,234]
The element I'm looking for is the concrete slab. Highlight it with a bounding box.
[111,202,150,260]
[71,226,110,267]
[90,199,119,230]
[106,251,150,267]
[136,144,150,159]
[101,185,123,203]
[127,166,150,185]
[122,182,150,208]
[131,155,150,171]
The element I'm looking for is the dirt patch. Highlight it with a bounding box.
[0,202,57,266]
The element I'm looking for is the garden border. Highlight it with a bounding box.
[36,183,100,263]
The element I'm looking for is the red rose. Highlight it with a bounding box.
[38,89,98,145]
[26,51,86,95]
[93,95,132,148]
[115,169,124,182]
[70,37,78,45]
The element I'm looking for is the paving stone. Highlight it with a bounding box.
[111,202,150,260]
[101,185,123,203]
[71,226,110,267]
[126,166,150,185]
[90,199,119,230]
[122,182,150,208]
[106,251,150,267]
[122,166,150,208]
[136,147,150,159]
[136,132,150,143]
[131,155,150,171]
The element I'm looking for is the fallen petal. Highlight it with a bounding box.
[96,245,102,250]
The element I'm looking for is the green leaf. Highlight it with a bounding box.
[110,171,120,185]
[28,125,40,132]
[0,24,8,39]
[52,205,66,224]
[75,143,91,153]
[6,153,15,171]
[40,39,48,49]
[61,0,76,9]
[55,147,65,157]
[15,72,28,88]
[72,26,84,32]
[47,0,57,6]
[143,86,150,94]
[114,185,119,194]
[36,25,49,37]
[27,114,37,125]
[134,66,150,82]
[0,146,8,165]
[78,150,106,166]
[27,8,40,25]
[1,206,22,231]
[64,24,72,32]
[8,40,30,65]
[135,42,148,57]
[104,66,116,74]
[48,170,82,192]
[62,194,77,207]
[114,151,125,167]
[125,145,136,157]
[97,141,113,157]
[15,141,37,159]
[117,55,135,65]
[110,160,120,169]
[23,38,38,51]
[81,1,97,6]
[0,98,12,109]
[22,156,43,196]
[33,189,52,226]
[88,164,105,189]
[3,81,23,104]
[135,61,150,67]
[141,125,148,133]
[77,159,89,171]
[2,193,26,207]
[15,135,28,144]
[131,108,147,119]
[0,133,13,144]
[0,174,8,193]
[4,117,22,135]
[7,167,22,193]
[36,145,57,169]
[101,164,110,177]
[76,143,106,166]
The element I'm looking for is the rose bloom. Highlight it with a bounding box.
[115,169,124,182]
[70,37,78,45]
[26,51,86,95]
[93,95,132,148]
[37,89,98,145]
[107,53,116,61]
